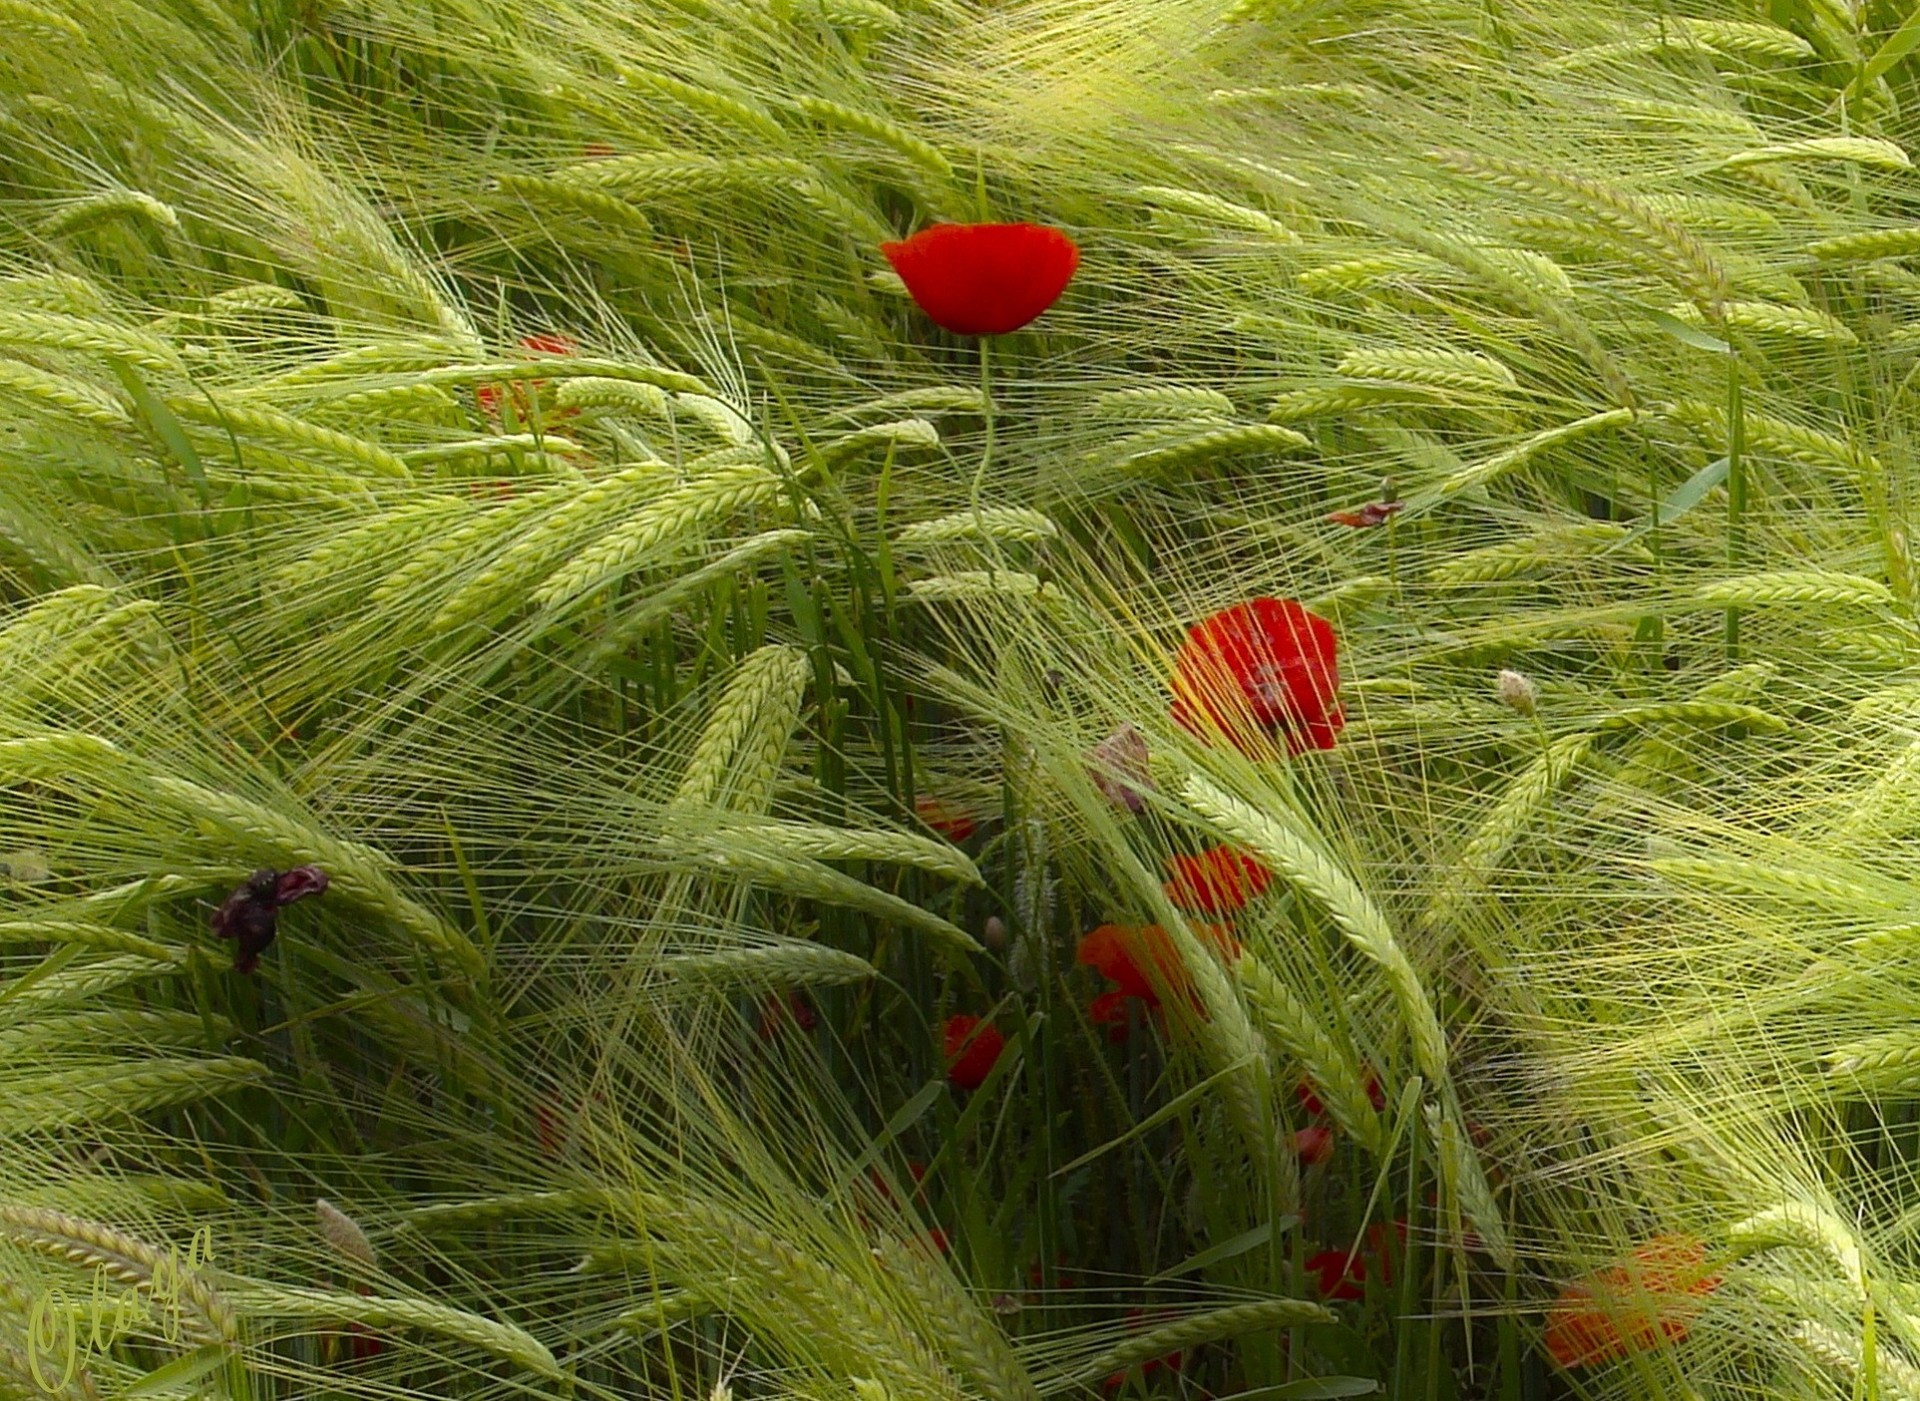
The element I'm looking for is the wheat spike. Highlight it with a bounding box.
[1427,733,1595,928]
[671,644,812,813]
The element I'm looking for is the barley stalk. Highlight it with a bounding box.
[430,461,675,631]
[1809,227,1920,262]
[0,733,125,783]
[0,308,180,374]
[645,1194,960,1401]
[1432,149,1730,307]
[1428,408,1635,501]
[793,97,952,178]
[533,460,785,609]
[229,1284,559,1377]
[0,1206,235,1343]
[1138,187,1296,241]
[1664,299,1856,343]
[1422,1104,1514,1269]
[870,1238,1036,1401]
[1595,701,1784,732]
[821,419,941,462]
[1826,1030,1920,1095]
[0,954,185,1014]
[404,1189,616,1230]
[1090,385,1235,421]
[0,1009,231,1060]
[44,190,178,238]
[1667,398,1880,476]
[672,645,812,813]
[1338,346,1517,394]
[553,376,672,417]
[1694,570,1892,610]
[1428,523,1639,584]
[0,359,129,428]
[1428,733,1593,928]
[1717,136,1910,172]
[839,386,986,420]
[400,435,587,466]
[492,172,656,234]
[547,151,814,197]
[247,341,466,396]
[659,833,981,954]
[1792,1322,1920,1399]
[615,68,786,141]
[1113,423,1310,475]
[271,496,474,597]
[565,529,809,658]
[714,818,984,886]
[370,489,564,608]
[0,918,180,962]
[3,1058,269,1132]
[1183,774,1449,1090]
[906,571,1044,602]
[896,508,1056,546]
[414,358,709,397]
[1651,855,1900,910]
[1729,1202,1865,1289]
[1237,952,1383,1154]
[1057,1299,1331,1389]
[657,943,877,989]
[1268,384,1442,421]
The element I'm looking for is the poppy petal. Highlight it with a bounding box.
[1171,597,1343,756]
[881,223,1079,335]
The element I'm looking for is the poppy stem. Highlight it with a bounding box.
[969,337,995,523]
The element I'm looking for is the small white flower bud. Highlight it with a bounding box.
[1497,669,1537,716]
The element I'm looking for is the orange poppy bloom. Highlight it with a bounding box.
[1163,845,1274,914]
[1170,597,1343,756]
[1544,1234,1721,1369]
[880,223,1079,335]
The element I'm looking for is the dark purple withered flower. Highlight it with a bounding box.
[212,865,329,973]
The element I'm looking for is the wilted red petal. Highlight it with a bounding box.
[943,1014,1005,1090]
[881,223,1079,336]
[1170,597,1343,757]
[520,332,577,356]
[1163,846,1273,914]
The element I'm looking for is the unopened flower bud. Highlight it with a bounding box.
[1497,669,1537,716]
[983,915,1007,950]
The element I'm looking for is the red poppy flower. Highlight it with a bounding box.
[1544,1234,1721,1369]
[1078,923,1239,1003]
[1087,989,1134,1043]
[478,333,579,416]
[1296,1071,1385,1119]
[756,990,818,1040]
[1292,1125,1335,1166]
[944,1014,1005,1090]
[1306,1249,1368,1302]
[915,794,978,843]
[1170,598,1343,756]
[1326,499,1404,529]
[1163,845,1274,914]
[880,223,1079,336]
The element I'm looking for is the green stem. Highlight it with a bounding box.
[1725,355,1746,662]
[970,336,995,522]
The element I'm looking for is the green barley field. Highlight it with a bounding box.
[7,0,1920,1397]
